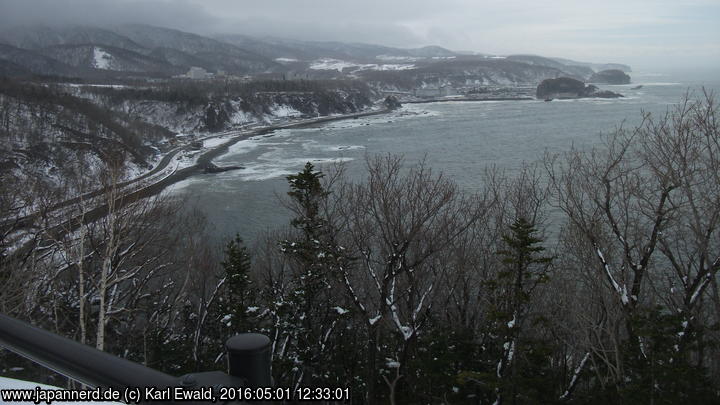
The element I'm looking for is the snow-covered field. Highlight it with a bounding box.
[310,58,416,72]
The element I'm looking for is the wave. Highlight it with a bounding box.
[227,138,261,155]
[325,145,366,152]
[639,82,682,86]
[237,156,355,182]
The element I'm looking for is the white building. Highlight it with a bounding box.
[187,66,210,80]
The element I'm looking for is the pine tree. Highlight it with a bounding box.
[286,162,329,240]
[200,235,260,370]
[489,217,554,404]
[274,162,353,387]
[497,217,553,305]
[220,235,256,333]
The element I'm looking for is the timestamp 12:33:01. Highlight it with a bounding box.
[218,386,351,402]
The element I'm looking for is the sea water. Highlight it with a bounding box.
[170,75,719,245]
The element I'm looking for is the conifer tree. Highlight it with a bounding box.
[490,217,554,405]
[275,162,352,387]
[220,235,256,333]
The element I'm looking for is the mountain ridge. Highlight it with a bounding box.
[0,23,631,85]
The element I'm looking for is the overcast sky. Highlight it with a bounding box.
[1,0,719,72]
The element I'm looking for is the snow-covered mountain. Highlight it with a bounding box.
[0,24,280,78]
[37,44,180,74]
[0,23,631,85]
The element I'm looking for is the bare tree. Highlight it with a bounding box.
[545,90,720,394]
[324,154,489,403]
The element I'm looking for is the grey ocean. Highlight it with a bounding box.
[170,76,719,244]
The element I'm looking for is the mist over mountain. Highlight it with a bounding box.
[1,0,716,72]
[0,23,631,85]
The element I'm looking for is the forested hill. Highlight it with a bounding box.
[0,77,376,197]
[0,79,171,187]
[79,79,375,133]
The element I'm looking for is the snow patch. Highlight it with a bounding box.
[309,58,415,72]
[93,47,113,70]
[333,306,349,315]
[385,359,401,368]
[270,104,303,118]
[377,55,420,62]
[203,137,229,148]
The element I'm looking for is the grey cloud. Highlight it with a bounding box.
[219,18,426,48]
[0,0,218,32]
[0,0,717,70]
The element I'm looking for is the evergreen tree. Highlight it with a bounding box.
[477,217,555,404]
[200,235,261,371]
[616,306,717,404]
[274,162,354,387]
[286,162,329,240]
[219,235,257,333]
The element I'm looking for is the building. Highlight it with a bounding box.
[414,84,457,98]
[187,66,210,80]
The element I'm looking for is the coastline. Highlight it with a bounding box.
[11,107,395,254]
[405,96,535,104]
[104,106,395,206]
[192,107,391,175]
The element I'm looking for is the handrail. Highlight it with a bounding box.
[0,313,271,394]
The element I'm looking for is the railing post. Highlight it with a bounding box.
[226,333,271,387]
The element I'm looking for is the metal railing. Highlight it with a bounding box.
[0,313,271,402]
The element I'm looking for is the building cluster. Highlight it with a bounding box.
[173,66,252,82]
[413,84,458,98]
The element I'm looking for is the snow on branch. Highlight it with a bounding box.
[594,244,629,306]
[559,352,590,400]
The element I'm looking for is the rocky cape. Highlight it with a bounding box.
[536,77,623,99]
[589,69,631,84]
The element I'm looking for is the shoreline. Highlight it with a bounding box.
[404,96,535,104]
[108,106,395,205]
[192,107,391,174]
[11,107,395,254]
[136,96,542,196]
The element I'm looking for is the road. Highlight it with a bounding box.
[6,108,392,259]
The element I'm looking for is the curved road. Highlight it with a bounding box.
[8,108,392,258]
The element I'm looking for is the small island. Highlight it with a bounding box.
[536,77,624,100]
[589,69,631,84]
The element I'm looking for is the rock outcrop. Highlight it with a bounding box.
[589,69,631,84]
[536,77,623,99]
[383,95,402,110]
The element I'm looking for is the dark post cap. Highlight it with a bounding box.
[226,333,271,354]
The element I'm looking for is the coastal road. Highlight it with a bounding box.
[6,107,392,259]
[0,145,187,231]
